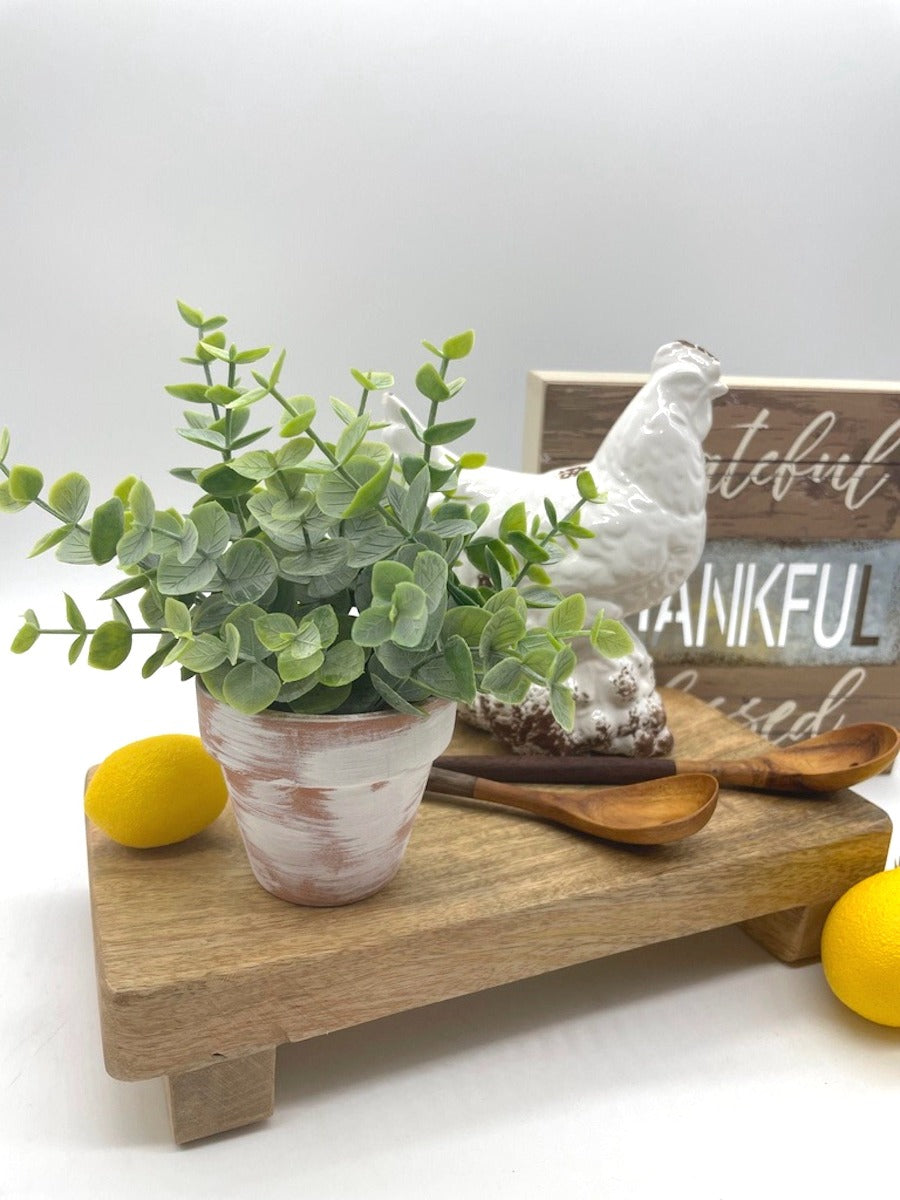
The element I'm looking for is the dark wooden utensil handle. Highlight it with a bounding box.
[432,755,678,785]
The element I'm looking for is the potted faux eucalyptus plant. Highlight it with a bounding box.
[1,302,631,905]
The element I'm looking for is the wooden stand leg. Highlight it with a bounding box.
[739,900,835,963]
[164,1048,277,1144]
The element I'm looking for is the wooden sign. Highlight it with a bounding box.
[522,371,900,743]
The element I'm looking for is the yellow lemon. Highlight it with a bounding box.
[85,734,228,848]
[821,866,900,1026]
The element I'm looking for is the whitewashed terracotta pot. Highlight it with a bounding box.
[196,684,456,906]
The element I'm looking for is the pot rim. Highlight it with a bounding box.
[194,679,454,724]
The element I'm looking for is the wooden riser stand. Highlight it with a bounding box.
[86,691,891,1143]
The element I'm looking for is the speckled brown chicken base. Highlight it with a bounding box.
[458,650,674,757]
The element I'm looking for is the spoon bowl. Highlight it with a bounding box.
[678,722,900,793]
[426,767,719,845]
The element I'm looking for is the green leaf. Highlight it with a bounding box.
[205,385,241,407]
[8,464,43,503]
[412,550,448,611]
[191,500,232,557]
[577,470,599,501]
[443,635,476,703]
[351,604,394,647]
[340,454,393,519]
[421,417,476,446]
[549,684,575,731]
[233,346,270,364]
[166,383,211,404]
[28,526,71,558]
[222,661,282,714]
[177,633,229,673]
[320,640,366,687]
[216,539,278,605]
[548,594,586,637]
[89,497,125,564]
[116,525,153,567]
[227,387,269,411]
[371,560,414,601]
[176,299,205,327]
[499,502,527,538]
[177,427,228,451]
[99,574,149,600]
[230,449,277,481]
[400,464,431,530]
[316,456,382,517]
[457,451,487,470]
[109,476,136,505]
[0,427,9,464]
[10,622,40,653]
[88,621,132,670]
[481,657,530,703]
[221,603,270,662]
[590,615,634,659]
[267,348,286,388]
[0,481,27,513]
[156,552,218,595]
[479,607,526,658]
[198,340,232,363]
[441,329,475,360]
[197,463,256,497]
[279,395,317,436]
[68,632,87,665]
[305,605,340,648]
[253,612,298,652]
[142,636,178,678]
[163,597,193,638]
[128,480,155,527]
[279,541,350,579]
[48,472,90,522]
[549,645,577,685]
[520,584,563,608]
[277,647,324,683]
[390,581,429,648]
[55,526,94,564]
[368,663,424,717]
[415,362,451,403]
[224,621,241,665]
[336,415,371,464]
[442,605,491,646]
[507,531,551,564]
[65,593,87,632]
[351,368,394,392]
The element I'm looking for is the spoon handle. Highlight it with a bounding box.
[432,755,678,785]
[426,767,605,832]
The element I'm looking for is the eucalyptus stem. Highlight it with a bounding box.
[268,385,414,540]
[511,497,589,588]
[422,356,450,465]
[0,462,91,534]
[36,626,165,636]
[203,361,221,421]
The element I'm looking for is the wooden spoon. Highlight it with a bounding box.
[425,767,719,845]
[434,722,899,796]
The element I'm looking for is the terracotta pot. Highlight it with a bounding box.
[196,684,456,906]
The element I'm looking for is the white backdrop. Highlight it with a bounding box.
[1,2,898,1196]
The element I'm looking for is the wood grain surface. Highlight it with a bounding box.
[87,690,891,1104]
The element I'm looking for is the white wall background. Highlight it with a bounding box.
[2,0,899,547]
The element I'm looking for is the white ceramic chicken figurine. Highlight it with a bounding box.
[382,341,728,754]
